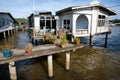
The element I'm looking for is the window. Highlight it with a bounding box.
[63,19,70,30]
[98,15,106,27]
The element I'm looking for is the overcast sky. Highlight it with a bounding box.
[0,0,120,19]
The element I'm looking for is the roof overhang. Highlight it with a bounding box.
[56,3,117,16]
[0,12,18,24]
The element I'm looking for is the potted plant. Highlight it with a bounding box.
[0,44,12,58]
[60,35,68,48]
[51,35,58,45]
[74,37,80,45]
[25,43,33,55]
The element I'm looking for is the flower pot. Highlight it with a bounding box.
[52,41,58,45]
[26,50,32,55]
[2,50,12,58]
[61,44,66,48]
[75,40,80,45]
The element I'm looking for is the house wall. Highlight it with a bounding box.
[97,8,110,33]
[29,16,34,27]
[57,12,73,31]
[0,14,14,29]
[57,5,113,37]
[34,16,40,32]
[91,7,98,35]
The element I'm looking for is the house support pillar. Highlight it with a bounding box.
[104,33,108,47]
[11,30,13,35]
[3,32,6,38]
[89,35,93,46]
[8,30,10,36]
[47,55,53,78]
[66,51,70,70]
[51,19,52,29]
[9,62,17,80]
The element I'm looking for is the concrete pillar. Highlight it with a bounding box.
[3,32,6,38]
[8,30,10,36]
[9,62,17,80]
[47,55,53,77]
[66,51,70,70]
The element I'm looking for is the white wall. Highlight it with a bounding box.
[34,16,40,32]
[91,7,98,35]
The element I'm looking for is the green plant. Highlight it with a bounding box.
[74,37,80,45]
[61,35,68,44]
[0,44,12,51]
[25,43,33,50]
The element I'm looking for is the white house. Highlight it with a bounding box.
[56,3,117,37]
[28,11,56,32]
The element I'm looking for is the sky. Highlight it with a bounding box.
[0,0,120,19]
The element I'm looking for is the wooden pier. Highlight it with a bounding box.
[0,43,84,80]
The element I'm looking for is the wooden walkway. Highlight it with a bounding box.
[0,43,84,80]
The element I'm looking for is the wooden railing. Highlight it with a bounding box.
[76,29,89,34]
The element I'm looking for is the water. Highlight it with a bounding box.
[0,27,120,80]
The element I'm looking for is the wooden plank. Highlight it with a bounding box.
[0,44,84,65]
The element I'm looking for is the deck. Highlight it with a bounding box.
[0,43,84,64]
[0,43,84,80]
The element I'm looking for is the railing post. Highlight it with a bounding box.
[9,62,17,80]
[66,51,70,70]
[47,55,53,77]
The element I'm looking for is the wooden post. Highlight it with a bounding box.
[32,38,34,44]
[104,33,108,47]
[8,30,10,36]
[3,32,6,38]
[47,55,53,77]
[43,26,45,36]
[66,51,70,70]
[89,35,93,46]
[73,49,76,52]
[11,30,12,35]
[9,62,17,80]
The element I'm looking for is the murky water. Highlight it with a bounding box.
[0,27,120,80]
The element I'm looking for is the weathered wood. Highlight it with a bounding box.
[66,51,70,70]
[9,62,17,80]
[47,55,53,77]
[0,44,84,65]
